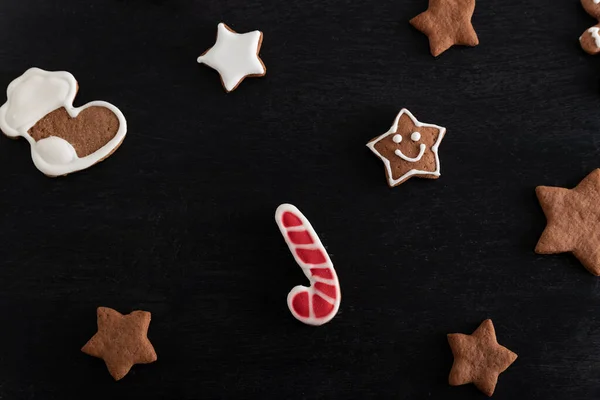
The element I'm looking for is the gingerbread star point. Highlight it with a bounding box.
[367,108,445,187]
[534,186,574,255]
[536,169,600,276]
[448,319,517,397]
[82,307,157,381]
[410,0,479,57]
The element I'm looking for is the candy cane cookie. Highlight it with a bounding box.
[275,204,341,326]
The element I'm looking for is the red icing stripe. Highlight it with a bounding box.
[312,294,334,318]
[314,282,337,299]
[296,248,327,264]
[291,291,310,318]
[310,268,333,279]
[287,230,314,245]
[282,212,302,227]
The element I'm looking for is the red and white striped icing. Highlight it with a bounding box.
[275,204,341,326]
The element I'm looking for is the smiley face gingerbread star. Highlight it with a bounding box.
[367,109,446,187]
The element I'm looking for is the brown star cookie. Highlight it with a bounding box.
[82,307,157,380]
[535,169,600,275]
[448,319,517,397]
[410,0,479,57]
[366,108,446,187]
[579,0,600,55]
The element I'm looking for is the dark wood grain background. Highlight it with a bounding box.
[0,0,598,398]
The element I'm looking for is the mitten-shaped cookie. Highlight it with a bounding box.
[0,68,127,176]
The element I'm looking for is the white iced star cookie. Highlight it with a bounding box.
[197,23,266,92]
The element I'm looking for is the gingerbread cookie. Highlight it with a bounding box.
[0,68,127,176]
[410,0,479,57]
[448,319,517,397]
[197,23,266,92]
[535,169,600,275]
[82,307,157,381]
[366,108,446,187]
[275,204,341,326]
[579,0,600,54]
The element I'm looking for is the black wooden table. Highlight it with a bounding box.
[0,1,598,398]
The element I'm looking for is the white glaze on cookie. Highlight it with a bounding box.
[395,144,426,162]
[589,27,600,48]
[197,23,266,92]
[366,108,446,187]
[0,68,127,176]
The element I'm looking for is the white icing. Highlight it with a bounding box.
[0,68,127,176]
[366,108,446,186]
[395,144,426,162]
[392,134,402,143]
[3,73,75,132]
[197,23,265,92]
[589,27,600,49]
[411,131,421,141]
[35,137,77,165]
[275,204,341,326]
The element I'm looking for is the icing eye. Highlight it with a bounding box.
[410,132,421,142]
[392,134,402,143]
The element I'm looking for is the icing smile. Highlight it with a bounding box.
[395,144,426,162]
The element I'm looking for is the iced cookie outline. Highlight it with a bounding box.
[275,204,341,326]
[197,23,266,92]
[367,108,446,187]
[0,68,127,177]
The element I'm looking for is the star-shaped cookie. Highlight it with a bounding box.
[366,108,446,187]
[448,319,517,397]
[197,23,266,92]
[82,307,157,380]
[410,0,479,57]
[536,169,600,275]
